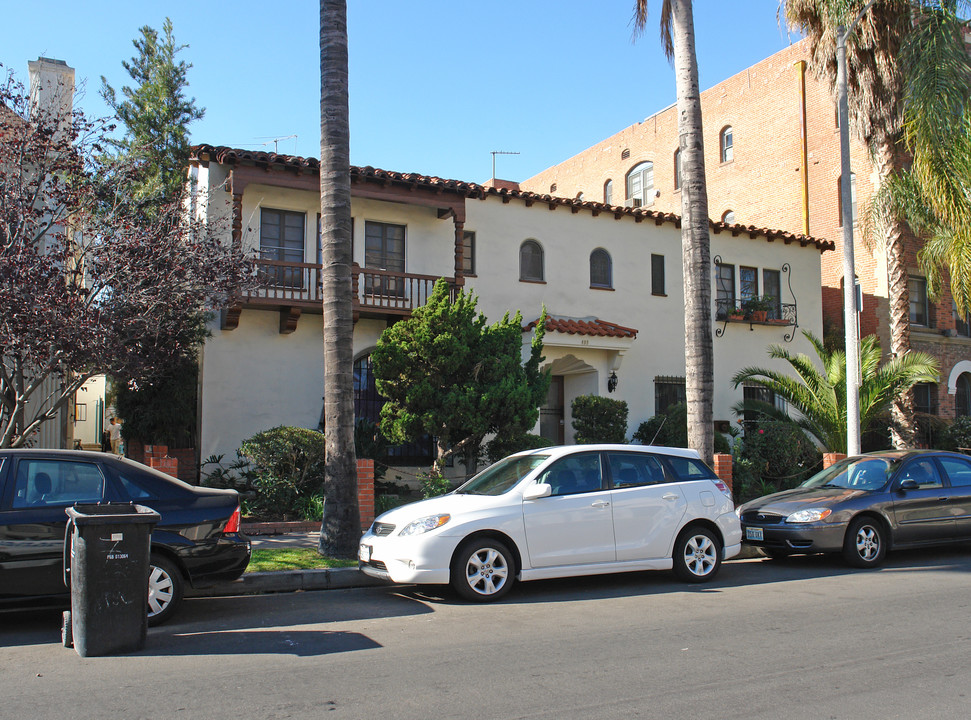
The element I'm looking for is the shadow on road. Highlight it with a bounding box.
[144,628,381,657]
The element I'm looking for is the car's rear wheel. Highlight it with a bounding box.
[842,516,887,568]
[148,554,184,626]
[672,526,722,582]
[451,538,514,601]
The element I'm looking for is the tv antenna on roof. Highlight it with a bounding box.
[258,135,298,153]
[491,150,520,180]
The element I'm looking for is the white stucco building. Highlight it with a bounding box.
[189,145,833,473]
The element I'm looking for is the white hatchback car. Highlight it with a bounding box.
[359,445,741,601]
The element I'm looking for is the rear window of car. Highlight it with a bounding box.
[662,455,715,481]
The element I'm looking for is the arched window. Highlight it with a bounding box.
[673,149,682,190]
[625,161,654,207]
[590,248,612,289]
[520,240,544,282]
[838,172,857,225]
[957,373,971,417]
[604,179,613,205]
[720,126,734,163]
[722,210,736,224]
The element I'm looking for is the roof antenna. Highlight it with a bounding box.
[490,150,520,180]
[258,135,298,153]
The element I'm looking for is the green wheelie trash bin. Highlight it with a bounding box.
[62,502,160,657]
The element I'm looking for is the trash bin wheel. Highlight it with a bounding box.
[147,554,184,626]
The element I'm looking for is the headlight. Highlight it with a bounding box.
[786,507,832,523]
[399,514,451,536]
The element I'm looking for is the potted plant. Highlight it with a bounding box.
[742,295,774,322]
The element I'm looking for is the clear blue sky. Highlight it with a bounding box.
[2,1,798,184]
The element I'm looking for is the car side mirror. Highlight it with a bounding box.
[898,479,919,492]
[522,483,552,501]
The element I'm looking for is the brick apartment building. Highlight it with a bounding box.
[520,37,971,429]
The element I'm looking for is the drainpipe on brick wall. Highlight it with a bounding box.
[795,60,810,237]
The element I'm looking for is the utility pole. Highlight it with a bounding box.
[837,0,877,456]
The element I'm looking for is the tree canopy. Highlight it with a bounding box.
[371,278,550,475]
[101,17,205,208]
[0,72,250,447]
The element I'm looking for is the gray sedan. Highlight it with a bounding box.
[738,450,971,567]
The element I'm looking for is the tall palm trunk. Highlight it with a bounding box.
[874,139,916,448]
[318,0,359,557]
[671,0,714,465]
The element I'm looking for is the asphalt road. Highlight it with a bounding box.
[2,546,971,720]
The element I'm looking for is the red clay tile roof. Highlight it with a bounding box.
[190,144,834,252]
[523,316,638,339]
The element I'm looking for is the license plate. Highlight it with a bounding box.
[745,527,764,542]
[358,544,371,562]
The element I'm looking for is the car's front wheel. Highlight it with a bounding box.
[672,526,722,582]
[842,516,887,568]
[451,538,514,601]
[148,554,184,626]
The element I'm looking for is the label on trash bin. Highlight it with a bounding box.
[111,533,123,541]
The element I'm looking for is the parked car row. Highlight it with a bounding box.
[0,449,251,625]
[360,445,971,601]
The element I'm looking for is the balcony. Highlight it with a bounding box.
[715,299,798,341]
[221,259,457,332]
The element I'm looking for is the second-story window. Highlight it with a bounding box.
[651,254,665,296]
[462,231,476,276]
[604,179,613,205]
[590,248,612,289]
[520,240,544,282]
[740,266,758,305]
[716,263,736,317]
[763,269,782,319]
[625,161,654,207]
[260,208,306,288]
[720,126,734,163]
[365,221,406,297]
[909,276,929,326]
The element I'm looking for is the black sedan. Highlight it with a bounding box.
[738,450,971,568]
[0,449,250,624]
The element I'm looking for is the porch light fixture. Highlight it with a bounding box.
[608,372,619,393]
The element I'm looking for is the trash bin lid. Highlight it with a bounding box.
[65,502,161,525]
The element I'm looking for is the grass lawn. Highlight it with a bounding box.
[246,548,357,573]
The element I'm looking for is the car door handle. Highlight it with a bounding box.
[939,497,950,502]
[662,493,680,502]
[591,500,610,508]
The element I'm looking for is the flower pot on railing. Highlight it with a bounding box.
[750,310,768,322]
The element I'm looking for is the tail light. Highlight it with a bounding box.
[224,505,241,533]
[713,480,732,497]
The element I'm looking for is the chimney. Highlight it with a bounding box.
[27,57,75,136]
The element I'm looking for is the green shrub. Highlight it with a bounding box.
[418,471,452,498]
[486,432,556,463]
[737,420,821,502]
[940,416,971,452]
[632,403,687,447]
[239,426,326,519]
[375,493,411,516]
[354,417,388,481]
[572,395,628,444]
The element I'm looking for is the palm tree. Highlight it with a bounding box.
[634,0,714,464]
[732,331,938,453]
[783,0,917,447]
[318,0,359,558]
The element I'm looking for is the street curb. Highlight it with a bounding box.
[187,566,389,598]
[188,547,763,598]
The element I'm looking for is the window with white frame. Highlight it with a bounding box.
[720,126,733,163]
[625,162,654,207]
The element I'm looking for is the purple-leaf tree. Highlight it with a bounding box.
[0,72,252,448]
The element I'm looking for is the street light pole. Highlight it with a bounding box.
[836,0,877,456]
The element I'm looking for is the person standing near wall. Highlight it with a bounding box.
[108,417,122,455]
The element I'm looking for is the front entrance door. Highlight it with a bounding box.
[540,376,564,445]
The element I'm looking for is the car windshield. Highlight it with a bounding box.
[800,457,894,491]
[455,454,550,496]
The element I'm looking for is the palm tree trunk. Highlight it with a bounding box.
[671,0,714,465]
[319,0,359,557]
[874,140,916,448]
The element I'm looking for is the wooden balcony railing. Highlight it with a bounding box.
[240,259,456,319]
